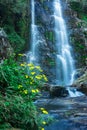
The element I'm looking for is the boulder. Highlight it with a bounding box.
[50,85,69,97]
[72,69,87,95]
[0,28,13,62]
[43,84,69,97]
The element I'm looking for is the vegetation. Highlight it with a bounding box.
[0,0,87,129]
[69,0,87,67]
[70,1,87,22]
[0,56,48,129]
[0,1,50,129]
[0,0,30,53]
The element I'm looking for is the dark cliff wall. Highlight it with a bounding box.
[34,0,87,70]
[34,0,56,84]
[0,0,30,53]
[65,0,87,68]
[0,29,13,62]
[29,0,87,83]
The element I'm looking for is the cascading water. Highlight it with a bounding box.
[27,0,39,64]
[54,0,75,86]
[28,0,45,65]
[28,0,37,64]
[29,0,83,97]
[53,0,83,97]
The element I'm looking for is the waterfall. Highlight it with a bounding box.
[28,0,45,65]
[28,0,83,97]
[27,0,39,64]
[53,0,75,86]
[53,0,84,97]
[28,0,37,64]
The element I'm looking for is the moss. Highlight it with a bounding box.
[0,0,30,53]
[45,31,54,42]
[70,2,82,12]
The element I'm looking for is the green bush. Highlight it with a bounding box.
[0,56,48,129]
[0,94,38,130]
[3,25,25,53]
[0,0,29,53]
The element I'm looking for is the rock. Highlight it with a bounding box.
[0,28,7,38]
[64,0,87,67]
[35,1,50,25]
[72,69,87,95]
[43,84,69,97]
[50,86,69,97]
[0,28,13,62]
[36,95,87,130]
[74,67,87,78]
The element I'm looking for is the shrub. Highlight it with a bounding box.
[0,56,48,129]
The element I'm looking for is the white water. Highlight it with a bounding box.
[27,0,39,64]
[53,0,84,97]
[54,0,75,86]
[29,0,83,97]
[67,87,84,97]
[28,0,36,63]
[28,0,46,65]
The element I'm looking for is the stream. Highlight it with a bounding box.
[35,93,87,130]
[30,0,87,129]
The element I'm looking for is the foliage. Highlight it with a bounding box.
[0,56,48,129]
[70,2,82,12]
[80,14,87,23]
[0,0,29,53]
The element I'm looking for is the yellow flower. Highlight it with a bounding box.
[31,89,36,93]
[30,82,33,85]
[40,108,45,111]
[42,121,46,125]
[31,72,36,75]
[25,75,28,78]
[27,63,34,67]
[29,66,35,70]
[20,63,25,67]
[35,89,39,93]
[23,90,28,94]
[41,128,44,130]
[35,66,43,72]
[43,75,48,81]
[18,53,24,56]
[18,85,23,89]
[42,110,48,114]
[35,66,41,69]
[35,75,42,80]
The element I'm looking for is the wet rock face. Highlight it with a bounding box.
[72,68,87,95]
[43,84,69,97]
[36,94,87,130]
[65,0,87,67]
[35,1,51,25]
[32,0,87,82]
[50,85,69,97]
[34,0,56,84]
[0,28,13,62]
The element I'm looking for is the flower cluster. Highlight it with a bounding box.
[20,63,48,83]
[31,89,40,93]
[17,63,48,100]
[40,108,48,114]
[17,62,49,129]
[18,85,28,95]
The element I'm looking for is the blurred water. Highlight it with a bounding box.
[54,0,75,86]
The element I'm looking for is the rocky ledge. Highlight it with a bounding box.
[72,68,87,95]
[43,84,69,97]
[0,28,13,62]
[36,94,87,130]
